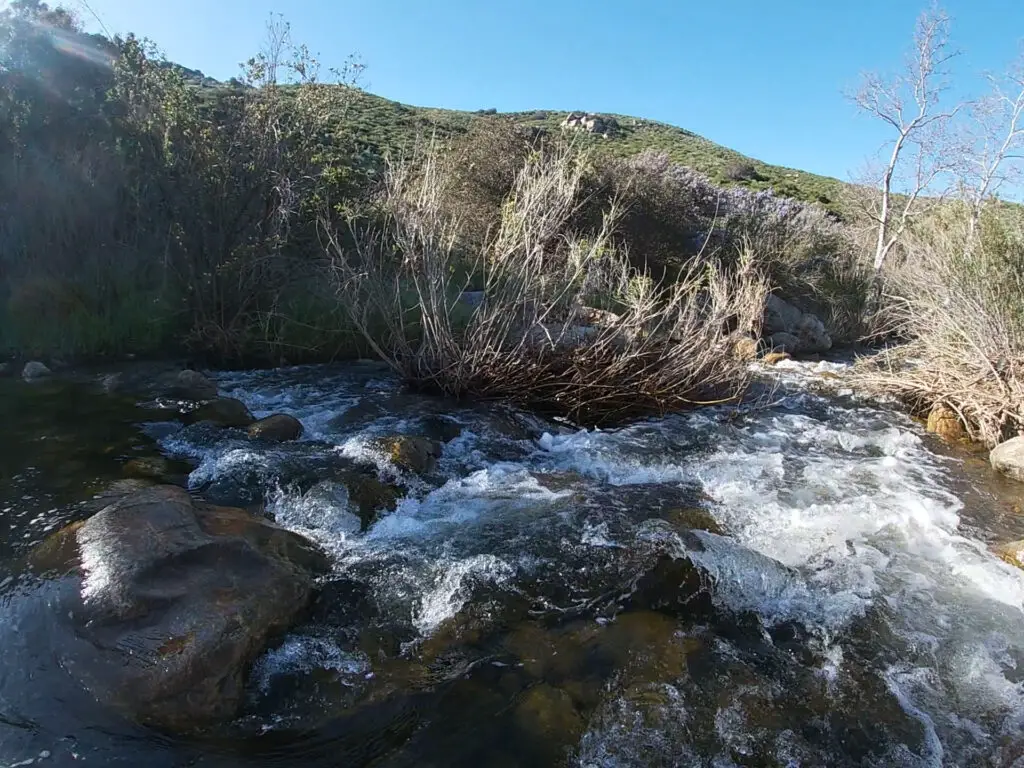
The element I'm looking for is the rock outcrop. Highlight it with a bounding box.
[763,295,831,355]
[926,403,968,442]
[372,435,443,475]
[561,112,619,137]
[990,436,1024,482]
[165,369,218,401]
[56,485,329,733]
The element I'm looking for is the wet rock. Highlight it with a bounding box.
[22,361,52,380]
[61,485,329,733]
[248,413,304,442]
[625,554,714,618]
[761,351,792,366]
[994,540,1024,570]
[927,403,968,442]
[763,295,831,355]
[122,456,189,486]
[373,435,443,475]
[990,436,1024,482]
[186,397,254,428]
[165,369,218,401]
[419,414,464,443]
[664,506,724,535]
[335,469,403,529]
[515,684,584,743]
[28,519,85,575]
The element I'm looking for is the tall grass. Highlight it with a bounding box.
[327,146,769,424]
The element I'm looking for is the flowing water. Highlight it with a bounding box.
[1,359,1024,767]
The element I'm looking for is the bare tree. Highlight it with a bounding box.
[851,5,962,272]
[955,50,1024,255]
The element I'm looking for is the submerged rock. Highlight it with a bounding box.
[248,413,304,442]
[990,436,1024,482]
[22,360,52,380]
[761,351,792,366]
[165,369,218,401]
[186,397,254,428]
[122,456,189,486]
[926,403,969,442]
[664,507,725,535]
[373,435,443,475]
[58,485,330,733]
[335,469,403,529]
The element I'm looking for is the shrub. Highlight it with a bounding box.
[326,146,768,425]
[852,206,1024,446]
[724,161,763,182]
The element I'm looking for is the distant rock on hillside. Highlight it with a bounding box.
[561,112,620,137]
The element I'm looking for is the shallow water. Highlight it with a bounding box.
[1,360,1023,766]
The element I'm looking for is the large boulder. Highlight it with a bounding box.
[56,485,329,733]
[994,540,1024,570]
[22,361,52,380]
[763,295,832,355]
[248,413,304,442]
[990,436,1024,482]
[186,397,254,428]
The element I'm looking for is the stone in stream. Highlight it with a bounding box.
[185,397,254,428]
[21,360,52,380]
[994,540,1024,569]
[164,369,218,401]
[248,413,304,442]
[49,485,330,733]
[926,403,969,442]
[372,435,443,475]
[122,456,190,486]
[763,295,832,355]
[990,436,1024,482]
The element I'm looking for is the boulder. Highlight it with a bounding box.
[334,469,403,529]
[731,335,759,362]
[763,295,831,355]
[166,369,218,401]
[372,435,443,475]
[186,398,254,428]
[122,456,189,486]
[560,112,619,137]
[994,540,1024,569]
[58,485,330,733]
[248,413,304,442]
[926,403,968,442]
[990,436,1024,482]
[22,361,52,380]
[664,506,725,535]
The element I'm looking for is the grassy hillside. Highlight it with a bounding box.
[332,89,847,212]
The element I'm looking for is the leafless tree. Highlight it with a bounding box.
[955,49,1024,254]
[851,5,962,272]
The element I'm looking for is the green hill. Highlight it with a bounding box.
[331,89,847,211]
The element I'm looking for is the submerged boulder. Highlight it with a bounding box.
[990,436,1024,482]
[763,295,831,355]
[22,361,52,380]
[57,485,330,733]
[186,397,254,428]
[248,413,304,442]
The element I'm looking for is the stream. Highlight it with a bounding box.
[1,359,1023,766]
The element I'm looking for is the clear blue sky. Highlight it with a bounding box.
[72,0,1024,181]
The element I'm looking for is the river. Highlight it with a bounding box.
[1,359,1023,766]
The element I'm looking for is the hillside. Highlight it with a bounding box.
[332,89,848,211]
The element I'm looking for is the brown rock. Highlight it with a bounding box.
[167,369,218,401]
[994,540,1024,570]
[248,413,304,442]
[762,352,791,366]
[372,435,443,475]
[59,485,329,733]
[664,506,725,535]
[926,403,968,442]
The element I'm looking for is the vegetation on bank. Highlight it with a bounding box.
[2,2,1024,434]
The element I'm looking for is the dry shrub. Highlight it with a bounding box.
[852,206,1024,446]
[327,145,768,425]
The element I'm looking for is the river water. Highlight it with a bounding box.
[1,359,1023,767]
